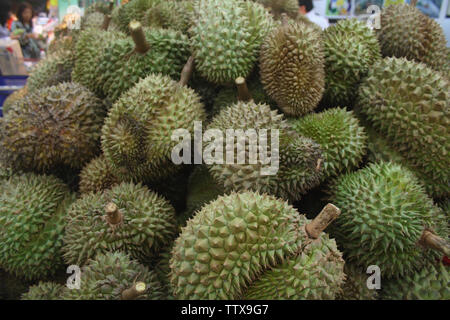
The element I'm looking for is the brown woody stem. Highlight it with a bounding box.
[121,282,146,300]
[129,21,149,54]
[419,229,450,257]
[316,158,322,172]
[179,56,195,86]
[105,202,123,225]
[109,0,114,12]
[306,204,341,239]
[101,15,111,31]
[235,77,252,102]
[281,13,289,26]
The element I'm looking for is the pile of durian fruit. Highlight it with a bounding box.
[0,0,448,300]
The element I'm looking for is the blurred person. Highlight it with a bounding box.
[0,1,11,38]
[299,0,330,29]
[11,2,40,58]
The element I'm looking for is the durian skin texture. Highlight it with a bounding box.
[0,173,75,281]
[244,233,345,300]
[79,155,122,195]
[378,4,447,72]
[0,82,105,173]
[256,0,299,19]
[337,263,378,300]
[170,191,309,300]
[357,57,449,198]
[2,86,28,116]
[290,107,367,180]
[328,161,447,278]
[323,19,381,107]
[101,73,206,184]
[260,20,325,116]
[62,252,165,300]
[21,282,65,300]
[63,182,177,267]
[190,0,275,84]
[96,27,190,102]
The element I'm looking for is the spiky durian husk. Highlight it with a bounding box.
[357,57,449,198]
[327,162,448,278]
[63,182,177,266]
[170,191,309,299]
[151,244,175,300]
[260,20,324,116]
[2,86,27,116]
[377,4,447,71]
[256,0,299,19]
[62,252,165,300]
[0,163,16,181]
[95,27,190,102]
[101,73,206,184]
[21,282,65,300]
[190,0,275,84]
[205,101,323,202]
[26,51,75,92]
[244,233,345,300]
[381,263,449,300]
[142,0,194,34]
[290,108,367,180]
[113,0,162,34]
[47,35,76,56]
[323,19,381,107]
[85,1,111,15]
[0,82,105,172]
[81,11,105,30]
[0,173,75,280]
[337,264,378,300]
[79,155,123,195]
[72,28,124,98]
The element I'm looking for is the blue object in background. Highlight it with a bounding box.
[0,75,28,117]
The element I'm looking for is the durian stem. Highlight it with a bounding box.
[101,15,111,31]
[306,203,341,239]
[281,13,289,26]
[179,56,195,86]
[316,158,322,172]
[105,202,123,225]
[121,282,146,300]
[129,21,150,54]
[419,229,450,257]
[235,77,252,102]
[108,0,114,13]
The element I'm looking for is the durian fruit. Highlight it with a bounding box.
[81,11,105,30]
[62,252,165,300]
[256,0,299,19]
[290,108,367,180]
[189,0,275,84]
[2,86,27,116]
[113,0,161,34]
[21,282,65,300]
[95,21,190,102]
[85,1,113,15]
[337,264,378,300]
[381,263,449,300]
[0,163,16,181]
[328,161,449,278]
[244,229,345,300]
[151,244,175,299]
[0,173,76,280]
[357,57,449,198]
[170,193,341,299]
[205,99,323,202]
[260,18,324,117]
[79,155,122,195]
[0,82,105,172]
[322,19,381,107]
[47,35,76,56]
[101,65,206,184]
[72,28,124,99]
[377,3,447,71]
[142,0,194,34]
[63,182,177,266]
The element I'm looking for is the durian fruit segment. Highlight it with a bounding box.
[377,4,447,71]
[205,101,323,202]
[328,161,448,278]
[170,191,309,299]
[0,173,76,281]
[337,263,378,300]
[101,73,206,184]
[63,182,177,267]
[381,263,450,300]
[21,282,65,300]
[256,0,299,19]
[244,233,345,300]
[357,57,449,198]
[0,82,105,172]
[290,108,367,180]
[260,20,324,116]
[323,19,381,107]
[79,155,123,195]
[190,0,275,84]
[62,252,165,300]
[95,27,190,102]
